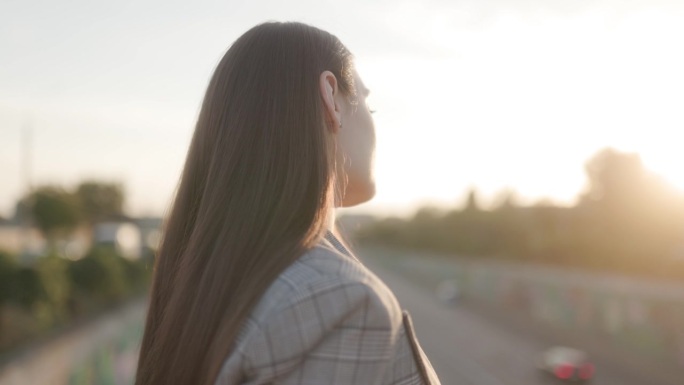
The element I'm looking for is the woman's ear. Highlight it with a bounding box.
[319,71,341,133]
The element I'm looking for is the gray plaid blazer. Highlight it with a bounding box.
[213,231,441,385]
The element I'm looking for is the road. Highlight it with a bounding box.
[360,252,678,385]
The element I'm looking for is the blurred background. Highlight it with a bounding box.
[1,0,683,384]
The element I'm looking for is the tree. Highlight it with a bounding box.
[581,148,645,207]
[577,148,684,273]
[30,186,81,243]
[463,188,481,212]
[75,181,125,224]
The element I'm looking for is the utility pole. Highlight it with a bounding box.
[21,120,33,260]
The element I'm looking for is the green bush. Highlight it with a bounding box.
[120,255,152,292]
[68,246,130,305]
[11,267,45,308]
[0,251,45,309]
[1,247,151,355]
[0,251,50,354]
[35,254,72,323]
[0,250,16,305]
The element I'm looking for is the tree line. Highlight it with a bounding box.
[12,181,126,250]
[356,148,684,281]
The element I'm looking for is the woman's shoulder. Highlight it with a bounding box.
[218,242,407,385]
[243,242,402,338]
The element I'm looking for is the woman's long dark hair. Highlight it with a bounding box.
[135,22,356,385]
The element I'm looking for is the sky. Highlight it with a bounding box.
[1,0,683,218]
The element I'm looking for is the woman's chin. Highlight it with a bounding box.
[339,182,375,208]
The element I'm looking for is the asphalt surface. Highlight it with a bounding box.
[360,252,678,385]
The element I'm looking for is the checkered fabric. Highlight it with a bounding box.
[213,231,441,385]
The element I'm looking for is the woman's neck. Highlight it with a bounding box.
[326,208,337,235]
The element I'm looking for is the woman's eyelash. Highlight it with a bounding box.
[370,109,377,114]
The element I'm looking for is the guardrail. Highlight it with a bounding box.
[363,245,684,369]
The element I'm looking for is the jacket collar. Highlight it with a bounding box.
[323,230,361,263]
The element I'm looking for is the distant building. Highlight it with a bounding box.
[93,222,142,260]
[92,216,163,260]
[0,224,45,257]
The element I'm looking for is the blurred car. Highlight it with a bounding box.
[435,279,461,304]
[537,346,595,383]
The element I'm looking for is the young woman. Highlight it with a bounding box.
[135,21,441,385]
